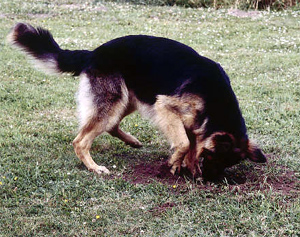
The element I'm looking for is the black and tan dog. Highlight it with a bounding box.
[7,23,266,180]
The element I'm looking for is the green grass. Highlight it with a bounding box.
[1,0,300,235]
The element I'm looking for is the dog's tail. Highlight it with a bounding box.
[7,23,91,76]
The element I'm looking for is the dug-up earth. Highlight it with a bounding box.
[122,156,300,197]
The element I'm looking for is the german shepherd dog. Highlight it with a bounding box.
[8,23,266,180]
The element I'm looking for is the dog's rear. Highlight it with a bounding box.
[7,23,143,175]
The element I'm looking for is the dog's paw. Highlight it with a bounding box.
[169,163,181,175]
[90,165,111,175]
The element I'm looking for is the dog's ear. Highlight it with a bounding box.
[247,141,267,163]
[212,132,235,153]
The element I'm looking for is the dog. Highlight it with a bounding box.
[7,23,266,180]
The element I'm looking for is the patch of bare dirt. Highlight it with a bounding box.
[122,156,300,197]
[123,160,188,186]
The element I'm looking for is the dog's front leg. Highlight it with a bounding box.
[181,134,203,176]
[154,97,190,175]
[182,148,201,177]
[168,141,190,175]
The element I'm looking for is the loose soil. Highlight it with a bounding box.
[122,156,300,197]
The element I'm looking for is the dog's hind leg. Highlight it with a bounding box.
[109,125,142,148]
[73,105,129,175]
[73,119,111,174]
[108,103,142,148]
[73,73,130,175]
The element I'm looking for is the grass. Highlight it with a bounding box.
[0,0,299,235]
[103,0,300,10]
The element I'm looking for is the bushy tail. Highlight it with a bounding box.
[7,23,91,76]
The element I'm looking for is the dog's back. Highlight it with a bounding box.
[92,35,230,102]
[90,35,247,139]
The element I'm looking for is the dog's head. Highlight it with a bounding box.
[199,132,266,180]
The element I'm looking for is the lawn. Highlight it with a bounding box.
[0,0,299,235]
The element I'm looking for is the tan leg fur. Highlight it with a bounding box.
[109,125,142,148]
[73,74,137,175]
[73,120,111,174]
[154,94,205,175]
